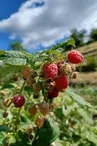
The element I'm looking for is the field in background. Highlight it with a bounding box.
[78,42,97,54]
[71,72,97,85]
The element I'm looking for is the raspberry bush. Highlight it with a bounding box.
[0,39,96,146]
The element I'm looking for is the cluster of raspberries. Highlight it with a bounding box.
[42,50,84,99]
[11,50,83,108]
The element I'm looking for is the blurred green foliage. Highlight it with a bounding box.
[89,29,97,42]
[74,86,97,106]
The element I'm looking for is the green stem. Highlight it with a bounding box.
[19,80,26,96]
[15,80,26,140]
[17,80,26,122]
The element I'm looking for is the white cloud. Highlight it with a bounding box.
[0,0,97,50]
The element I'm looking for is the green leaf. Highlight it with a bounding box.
[32,116,60,146]
[20,114,30,123]
[24,86,33,96]
[66,88,92,107]
[81,128,97,144]
[3,58,27,66]
[7,135,16,144]
[77,108,94,124]
[1,83,17,89]
[46,50,61,57]
[0,125,8,132]
[0,132,6,145]
[0,51,32,66]
[67,38,76,47]
[50,41,66,50]
[55,108,63,118]
[2,51,29,58]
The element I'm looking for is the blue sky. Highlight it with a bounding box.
[0,0,97,52]
[0,0,27,50]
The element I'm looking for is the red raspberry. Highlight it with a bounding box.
[42,63,58,79]
[55,75,68,90]
[12,96,25,108]
[68,50,84,64]
[56,61,64,74]
[48,88,59,99]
